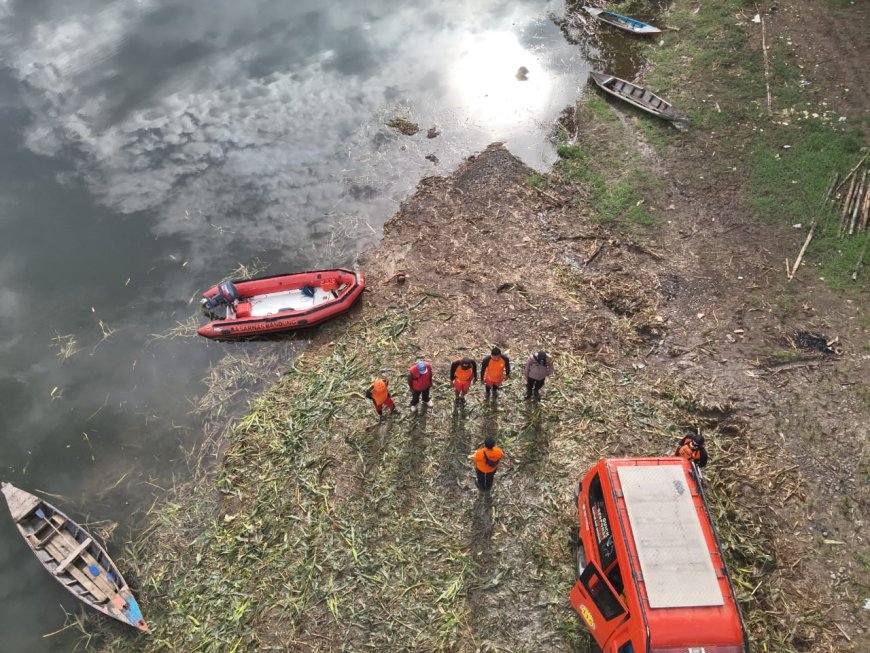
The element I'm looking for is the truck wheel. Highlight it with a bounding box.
[575,543,587,579]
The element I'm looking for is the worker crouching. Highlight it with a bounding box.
[675,433,708,468]
[365,378,399,424]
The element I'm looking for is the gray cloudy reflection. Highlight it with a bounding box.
[2,0,583,269]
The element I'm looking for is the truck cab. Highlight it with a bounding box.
[569,458,749,653]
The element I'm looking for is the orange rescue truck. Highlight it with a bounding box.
[570,458,749,653]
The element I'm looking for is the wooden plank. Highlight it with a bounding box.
[77,548,121,596]
[37,521,119,597]
[42,537,107,602]
[55,538,93,574]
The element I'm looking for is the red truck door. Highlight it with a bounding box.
[569,560,629,649]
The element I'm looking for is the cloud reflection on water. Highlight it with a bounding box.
[1,0,581,271]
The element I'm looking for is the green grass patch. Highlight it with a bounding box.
[772,349,802,362]
[554,96,664,232]
[749,126,862,224]
[643,1,868,289]
[749,124,867,286]
[526,172,546,188]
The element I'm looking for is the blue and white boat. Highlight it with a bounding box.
[584,7,662,35]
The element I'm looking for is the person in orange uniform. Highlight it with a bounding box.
[365,378,399,423]
[675,433,708,468]
[472,436,504,492]
[449,356,477,404]
[480,347,510,401]
[407,359,434,412]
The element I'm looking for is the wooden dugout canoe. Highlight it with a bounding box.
[1,482,148,632]
[589,72,688,124]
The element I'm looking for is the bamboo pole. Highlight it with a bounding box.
[823,173,839,209]
[840,174,858,236]
[760,14,772,115]
[788,224,815,281]
[788,172,841,281]
[859,176,870,233]
[848,171,867,236]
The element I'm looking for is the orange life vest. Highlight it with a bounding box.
[370,379,389,405]
[473,446,504,473]
[484,356,506,384]
[677,443,701,463]
[454,363,474,383]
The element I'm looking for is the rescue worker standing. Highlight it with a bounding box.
[523,351,554,400]
[407,359,434,413]
[449,356,477,404]
[365,378,399,423]
[675,433,708,468]
[480,347,510,401]
[472,436,504,492]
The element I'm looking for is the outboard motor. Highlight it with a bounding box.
[201,281,241,319]
[217,281,240,304]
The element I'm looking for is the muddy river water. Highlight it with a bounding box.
[0,0,659,649]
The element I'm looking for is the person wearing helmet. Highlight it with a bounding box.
[480,347,511,401]
[365,378,399,423]
[449,356,478,404]
[675,433,708,468]
[407,359,434,413]
[472,436,505,492]
[523,351,554,401]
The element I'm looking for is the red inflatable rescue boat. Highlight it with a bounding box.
[197,268,364,339]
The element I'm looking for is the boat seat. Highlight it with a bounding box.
[55,538,93,575]
[642,91,654,102]
[235,301,252,318]
[29,515,66,549]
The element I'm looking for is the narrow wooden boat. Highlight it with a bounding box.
[589,72,688,124]
[584,7,662,35]
[1,482,148,632]
[198,268,365,339]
